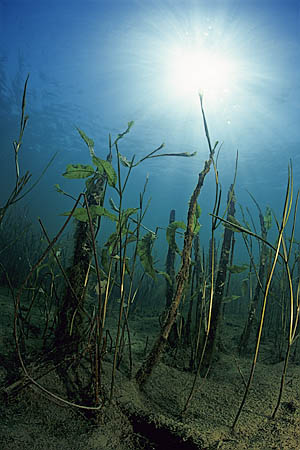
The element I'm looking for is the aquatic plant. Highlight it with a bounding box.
[47,110,196,406]
[0,75,55,227]
[5,76,300,446]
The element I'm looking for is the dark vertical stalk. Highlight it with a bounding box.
[165,209,176,309]
[135,154,214,387]
[201,184,235,370]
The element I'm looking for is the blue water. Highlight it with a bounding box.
[1,0,300,264]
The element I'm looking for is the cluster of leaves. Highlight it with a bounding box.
[55,122,197,282]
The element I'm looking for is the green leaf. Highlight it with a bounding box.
[193,221,201,235]
[113,121,134,145]
[121,207,139,226]
[195,203,202,218]
[137,232,157,279]
[156,151,197,158]
[61,205,118,222]
[92,156,117,187]
[93,206,118,222]
[166,221,186,254]
[109,198,119,212]
[192,203,202,234]
[76,127,95,156]
[63,164,95,179]
[54,183,64,194]
[61,207,88,221]
[54,184,73,198]
[228,264,248,274]
[105,232,119,255]
[119,153,133,168]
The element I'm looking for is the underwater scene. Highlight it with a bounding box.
[1,0,300,448]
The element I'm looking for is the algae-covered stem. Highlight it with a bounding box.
[135,94,216,387]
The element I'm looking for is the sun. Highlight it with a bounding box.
[165,43,237,103]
